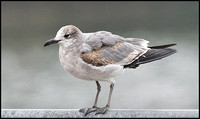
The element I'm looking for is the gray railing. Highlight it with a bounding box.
[1,109,199,118]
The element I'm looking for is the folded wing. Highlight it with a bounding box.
[81,31,149,66]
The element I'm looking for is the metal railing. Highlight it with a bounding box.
[1,109,199,118]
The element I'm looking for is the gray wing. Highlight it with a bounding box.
[83,31,123,50]
[81,31,149,66]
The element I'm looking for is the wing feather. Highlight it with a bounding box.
[81,31,149,66]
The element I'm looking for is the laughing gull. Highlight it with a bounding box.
[44,25,177,115]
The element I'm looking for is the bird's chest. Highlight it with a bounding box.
[59,48,79,72]
[59,47,89,79]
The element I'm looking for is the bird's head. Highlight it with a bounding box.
[44,25,82,47]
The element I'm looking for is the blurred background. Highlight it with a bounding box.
[2,2,199,109]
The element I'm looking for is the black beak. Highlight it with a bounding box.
[44,39,60,47]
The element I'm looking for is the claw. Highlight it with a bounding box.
[95,106,109,115]
[79,107,99,116]
[79,108,87,113]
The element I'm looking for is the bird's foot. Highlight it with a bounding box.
[79,106,99,116]
[95,105,109,115]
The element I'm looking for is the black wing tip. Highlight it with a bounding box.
[149,43,177,49]
[168,43,177,47]
[167,48,177,54]
[123,47,177,69]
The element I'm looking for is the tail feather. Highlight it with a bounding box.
[137,48,177,64]
[124,44,177,69]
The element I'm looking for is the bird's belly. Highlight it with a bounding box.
[59,53,124,83]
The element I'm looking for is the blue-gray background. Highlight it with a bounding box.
[2,2,199,109]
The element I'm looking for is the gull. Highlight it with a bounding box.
[44,25,177,115]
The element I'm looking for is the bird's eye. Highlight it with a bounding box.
[64,34,70,38]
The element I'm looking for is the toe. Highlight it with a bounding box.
[79,107,99,116]
[79,108,87,113]
[95,107,109,115]
[84,108,96,116]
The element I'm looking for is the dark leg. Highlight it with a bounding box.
[93,81,101,107]
[95,83,114,115]
[79,81,101,116]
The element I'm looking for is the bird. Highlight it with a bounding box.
[44,25,177,116]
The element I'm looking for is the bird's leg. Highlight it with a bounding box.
[95,83,114,115]
[93,81,101,108]
[79,81,101,116]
